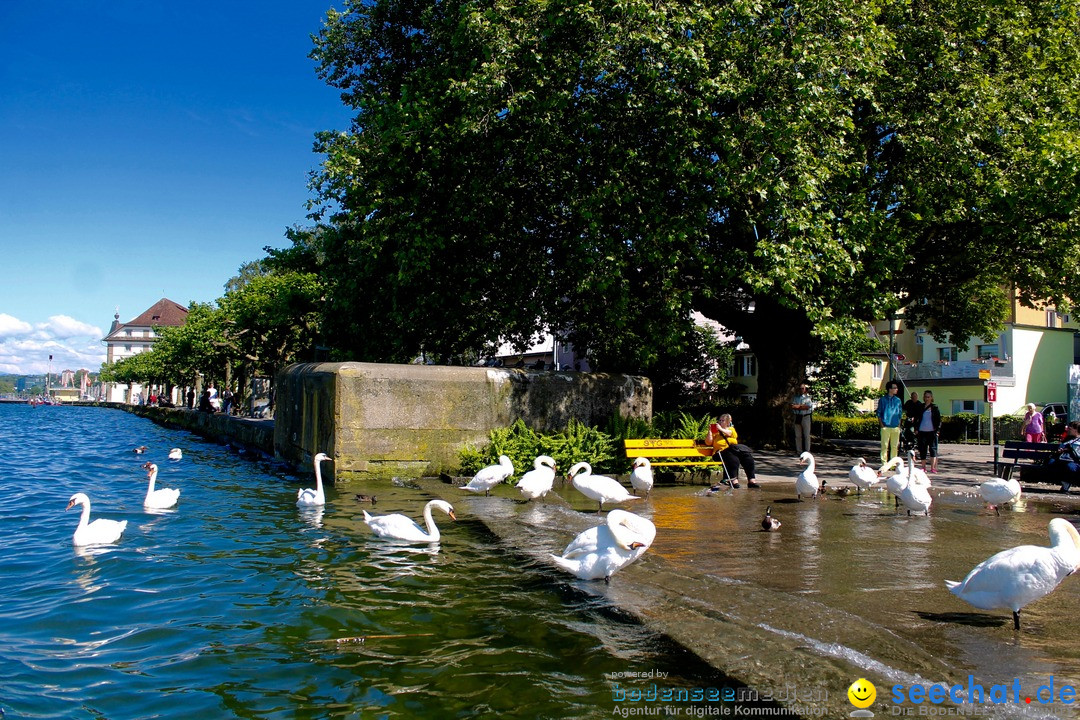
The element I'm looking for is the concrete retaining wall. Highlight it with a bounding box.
[274,362,652,480]
[91,402,275,454]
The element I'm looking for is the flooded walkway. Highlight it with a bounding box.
[404,442,1080,718]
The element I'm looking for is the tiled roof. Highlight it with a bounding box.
[104,298,188,341]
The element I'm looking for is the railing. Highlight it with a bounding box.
[893,359,1013,382]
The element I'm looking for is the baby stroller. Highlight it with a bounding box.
[899,419,917,455]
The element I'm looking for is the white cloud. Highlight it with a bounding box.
[0,316,106,375]
[36,315,103,339]
[0,313,33,338]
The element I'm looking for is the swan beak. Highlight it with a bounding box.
[65,500,76,511]
[629,542,645,550]
[448,510,457,521]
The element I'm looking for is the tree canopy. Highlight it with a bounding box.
[296,0,1080,434]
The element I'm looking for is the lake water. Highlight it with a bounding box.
[0,404,735,719]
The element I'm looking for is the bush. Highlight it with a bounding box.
[816,415,879,440]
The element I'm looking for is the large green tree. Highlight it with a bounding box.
[307,0,1080,439]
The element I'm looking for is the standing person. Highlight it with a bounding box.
[876,381,903,465]
[790,383,815,454]
[186,387,195,409]
[1022,403,1046,443]
[916,391,942,473]
[902,391,922,452]
[705,414,760,489]
[222,388,234,416]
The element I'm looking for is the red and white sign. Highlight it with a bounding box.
[986,381,997,403]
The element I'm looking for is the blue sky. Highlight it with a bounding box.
[0,1,352,375]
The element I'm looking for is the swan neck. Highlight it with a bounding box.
[423,503,439,540]
[314,459,323,492]
[78,501,90,530]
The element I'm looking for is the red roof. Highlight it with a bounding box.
[104,298,188,340]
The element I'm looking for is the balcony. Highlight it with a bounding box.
[893,358,1013,382]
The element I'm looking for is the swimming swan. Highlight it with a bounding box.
[363,499,456,542]
[516,455,558,501]
[629,457,654,498]
[67,493,127,546]
[567,461,640,511]
[550,509,656,581]
[462,455,514,495]
[141,462,180,509]
[945,518,1080,629]
[848,458,878,494]
[297,452,330,507]
[795,452,820,500]
[168,448,182,461]
[979,477,1022,515]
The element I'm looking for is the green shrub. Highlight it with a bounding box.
[816,415,879,439]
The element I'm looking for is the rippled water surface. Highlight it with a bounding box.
[0,405,724,719]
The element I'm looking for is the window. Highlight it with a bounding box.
[976,344,998,359]
[737,356,756,377]
[124,344,132,352]
[125,329,132,337]
[872,361,884,380]
[938,347,958,362]
[952,399,983,414]
[1047,310,1059,328]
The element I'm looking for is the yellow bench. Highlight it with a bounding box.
[623,438,726,471]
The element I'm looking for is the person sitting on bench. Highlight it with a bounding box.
[1046,421,1080,493]
[705,414,760,489]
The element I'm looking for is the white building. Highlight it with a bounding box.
[102,298,188,403]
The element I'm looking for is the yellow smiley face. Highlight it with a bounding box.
[848,678,876,709]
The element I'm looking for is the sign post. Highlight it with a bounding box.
[985,380,997,447]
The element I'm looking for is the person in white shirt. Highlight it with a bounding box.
[790,383,816,454]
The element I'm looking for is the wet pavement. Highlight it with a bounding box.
[402,443,1080,719]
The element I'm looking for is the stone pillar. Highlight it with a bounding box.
[274,362,652,480]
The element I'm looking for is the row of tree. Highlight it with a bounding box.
[104,0,1080,441]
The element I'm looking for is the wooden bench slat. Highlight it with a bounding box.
[624,439,699,449]
[625,447,716,458]
[623,438,724,473]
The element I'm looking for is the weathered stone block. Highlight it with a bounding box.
[274,362,651,480]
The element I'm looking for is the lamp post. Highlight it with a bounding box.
[47,354,53,398]
[888,312,896,382]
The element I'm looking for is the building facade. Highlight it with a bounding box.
[102,298,188,403]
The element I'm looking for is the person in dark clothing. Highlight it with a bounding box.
[915,391,943,473]
[1047,421,1080,493]
[186,388,195,409]
[198,390,214,412]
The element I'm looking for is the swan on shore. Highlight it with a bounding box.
[516,455,557,501]
[629,457,654,498]
[550,509,656,581]
[945,518,1080,629]
[297,452,330,507]
[67,493,127,546]
[979,477,1022,515]
[893,454,932,516]
[849,458,878,494]
[462,455,514,496]
[795,452,820,500]
[141,462,179,509]
[363,500,456,542]
[567,461,640,511]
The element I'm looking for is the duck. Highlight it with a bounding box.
[567,461,640,511]
[795,452,820,500]
[363,499,456,542]
[354,494,378,504]
[629,457,654,498]
[979,477,1021,516]
[516,455,558,501]
[945,518,1080,630]
[168,448,183,461]
[67,493,127,546]
[833,485,853,498]
[549,509,656,582]
[141,462,180,509]
[297,452,330,507]
[895,454,932,516]
[761,506,781,532]
[848,458,879,494]
[133,446,148,454]
[462,455,514,496]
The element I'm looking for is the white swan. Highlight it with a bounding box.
[550,509,656,581]
[567,461,640,511]
[795,452,820,500]
[168,448,182,461]
[363,499,456,542]
[848,458,879,494]
[945,518,1080,629]
[907,450,931,487]
[516,455,557,500]
[462,455,514,495]
[880,456,906,506]
[67,493,127,546]
[895,454,932,516]
[979,477,1022,515]
[629,457,654,498]
[297,452,330,507]
[141,462,180,509]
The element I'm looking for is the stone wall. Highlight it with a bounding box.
[92,402,275,454]
[274,362,652,480]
